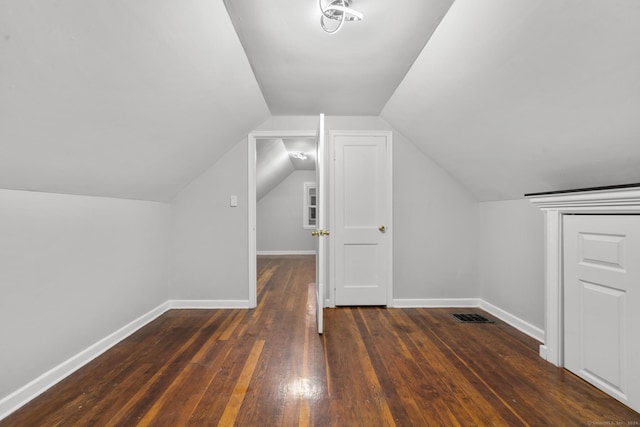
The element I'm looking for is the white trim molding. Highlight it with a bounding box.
[392,298,543,342]
[527,186,640,210]
[1,294,544,420]
[479,300,545,343]
[248,130,318,310]
[527,185,640,366]
[393,298,480,308]
[168,300,252,309]
[0,298,256,420]
[256,250,316,256]
[0,302,170,420]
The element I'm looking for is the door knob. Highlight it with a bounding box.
[311,230,319,236]
[320,230,330,236]
[378,225,386,233]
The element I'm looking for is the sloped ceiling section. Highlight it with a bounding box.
[282,139,316,171]
[382,0,640,201]
[0,0,269,202]
[256,138,316,200]
[256,139,294,201]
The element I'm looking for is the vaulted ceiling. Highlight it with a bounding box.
[1,0,639,202]
[382,0,640,200]
[0,0,269,201]
[256,138,315,200]
[223,0,454,115]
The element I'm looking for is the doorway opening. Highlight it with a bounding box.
[248,131,319,308]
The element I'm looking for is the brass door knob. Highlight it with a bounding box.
[378,225,386,233]
[311,230,320,236]
[320,230,330,236]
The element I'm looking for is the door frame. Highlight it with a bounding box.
[328,130,394,307]
[247,130,318,308]
[527,186,640,366]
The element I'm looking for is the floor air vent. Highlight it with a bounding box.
[451,313,493,323]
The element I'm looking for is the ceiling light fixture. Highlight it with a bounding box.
[291,151,308,160]
[319,0,363,34]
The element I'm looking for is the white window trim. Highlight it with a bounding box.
[303,181,317,229]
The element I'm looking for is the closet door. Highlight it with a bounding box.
[564,214,640,413]
[333,132,392,306]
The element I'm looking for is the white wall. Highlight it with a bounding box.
[392,131,479,301]
[0,189,170,402]
[257,170,316,253]
[170,115,480,304]
[478,199,545,330]
[171,139,249,301]
[0,117,547,413]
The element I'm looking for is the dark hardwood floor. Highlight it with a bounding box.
[2,255,639,426]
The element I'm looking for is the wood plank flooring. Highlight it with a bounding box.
[2,255,639,426]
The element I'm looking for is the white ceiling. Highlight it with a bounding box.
[223,0,454,115]
[256,138,315,200]
[282,139,316,171]
[1,0,639,202]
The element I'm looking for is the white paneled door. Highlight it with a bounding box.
[564,214,640,413]
[333,132,392,306]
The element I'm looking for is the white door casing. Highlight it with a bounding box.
[563,214,640,412]
[331,131,393,306]
[248,129,318,309]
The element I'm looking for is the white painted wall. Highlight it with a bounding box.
[258,116,393,132]
[478,199,545,330]
[0,118,548,413]
[392,131,479,300]
[0,189,170,402]
[170,140,249,301]
[257,170,316,253]
[171,115,480,304]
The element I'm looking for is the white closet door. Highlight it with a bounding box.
[564,214,640,413]
[333,133,391,306]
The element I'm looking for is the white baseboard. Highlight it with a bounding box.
[0,301,170,421]
[168,299,251,309]
[391,298,544,343]
[479,300,545,343]
[392,298,481,308]
[0,296,545,421]
[256,250,316,256]
[0,298,254,421]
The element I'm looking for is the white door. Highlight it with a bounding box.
[314,114,326,334]
[333,132,392,306]
[564,214,640,412]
